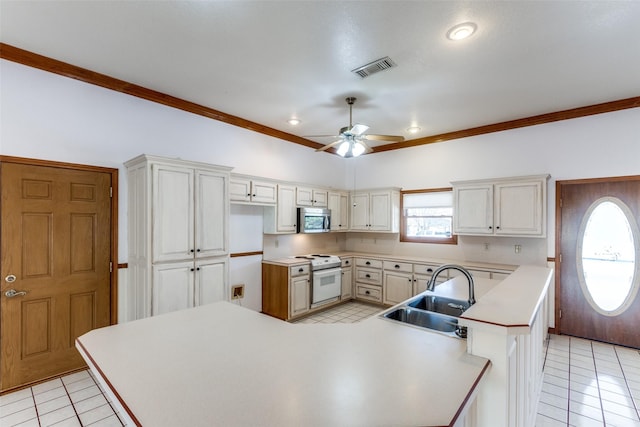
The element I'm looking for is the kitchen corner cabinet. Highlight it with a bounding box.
[262,262,310,320]
[328,191,349,231]
[229,175,276,205]
[452,175,549,237]
[263,184,297,234]
[125,154,231,319]
[350,188,400,232]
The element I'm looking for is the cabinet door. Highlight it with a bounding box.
[341,267,353,299]
[296,187,313,206]
[453,184,494,235]
[196,170,228,258]
[229,177,251,202]
[384,271,413,305]
[195,258,227,306]
[251,180,277,204]
[290,275,310,317]
[328,192,349,231]
[153,261,194,315]
[369,191,391,231]
[494,181,543,236]
[312,190,328,207]
[152,165,194,262]
[277,185,297,232]
[350,193,370,230]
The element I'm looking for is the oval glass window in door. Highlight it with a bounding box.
[576,197,640,316]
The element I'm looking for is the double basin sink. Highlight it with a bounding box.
[381,294,471,338]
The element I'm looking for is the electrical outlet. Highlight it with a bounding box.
[231,284,245,300]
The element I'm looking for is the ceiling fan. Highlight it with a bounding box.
[310,97,405,158]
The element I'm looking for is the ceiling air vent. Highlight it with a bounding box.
[351,56,397,78]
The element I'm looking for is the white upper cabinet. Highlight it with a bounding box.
[328,191,349,231]
[264,184,297,234]
[230,175,277,205]
[153,165,228,262]
[350,189,400,233]
[453,175,549,237]
[296,186,328,207]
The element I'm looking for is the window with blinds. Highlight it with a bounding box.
[400,188,457,244]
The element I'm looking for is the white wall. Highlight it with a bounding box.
[3,58,639,318]
[348,107,640,265]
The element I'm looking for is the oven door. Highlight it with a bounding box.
[312,267,342,306]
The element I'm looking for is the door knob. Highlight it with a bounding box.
[5,289,27,298]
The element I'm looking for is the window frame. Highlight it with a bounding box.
[400,187,458,245]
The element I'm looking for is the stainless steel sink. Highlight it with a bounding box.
[382,307,467,338]
[406,295,470,317]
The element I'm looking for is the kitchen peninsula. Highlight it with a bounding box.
[76,265,552,427]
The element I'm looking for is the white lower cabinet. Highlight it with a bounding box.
[354,258,383,304]
[383,261,413,305]
[290,269,310,317]
[340,258,353,300]
[153,257,227,316]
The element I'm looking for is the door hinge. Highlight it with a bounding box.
[110,262,113,273]
[110,187,113,198]
[559,309,562,319]
[559,254,562,263]
[559,198,563,208]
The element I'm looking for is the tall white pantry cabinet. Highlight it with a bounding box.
[126,155,231,319]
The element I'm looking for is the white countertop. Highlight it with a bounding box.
[77,302,490,427]
[264,252,517,272]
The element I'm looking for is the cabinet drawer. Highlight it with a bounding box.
[290,264,310,277]
[383,261,412,273]
[356,284,382,303]
[355,267,382,285]
[341,257,353,268]
[355,258,383,269]
[413,263,441,276]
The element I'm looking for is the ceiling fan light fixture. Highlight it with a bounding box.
[446,22,477,41]
[407,126,421,134]
[287,118,301,125]
[337,140,365,158]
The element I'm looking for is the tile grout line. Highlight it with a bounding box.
[589,340,608,426]
[60,376,83,426]
[614,346,640,421]
[30,386,42,427]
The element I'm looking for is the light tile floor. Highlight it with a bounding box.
[0,370,125,427]
[3,302,639,427]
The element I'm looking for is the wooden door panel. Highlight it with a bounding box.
[1,161,113,391]
[558,177,640,348]
[22,298,51,357]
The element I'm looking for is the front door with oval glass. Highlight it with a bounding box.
[558,177,640,348]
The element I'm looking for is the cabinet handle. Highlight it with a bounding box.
[190,249,195,253]
[196,267,200,271]
[197,249,201,252]
[247,193,251,197]
[496,226,500,229]
[365,274,371,278]
[345,260,350,265]
[252,194,256,197]
[366,261,371,265]
[365,290,370,295]
[190,268,195,272]
[426,268,433,273]
[298,268,304,272]
[394,264,400,269]
[488,226,492,230]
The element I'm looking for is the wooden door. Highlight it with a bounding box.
[557,177,640,348]
[1,161,113,391]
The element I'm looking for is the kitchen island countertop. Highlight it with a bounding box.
[77,302,489,427]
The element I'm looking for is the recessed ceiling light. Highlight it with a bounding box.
[287,118,301,126]
[446,22,477,41]
[407,126,421,134]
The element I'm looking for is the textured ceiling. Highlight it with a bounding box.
[1,1,639,150]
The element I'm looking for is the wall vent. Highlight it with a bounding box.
[351,56,397,78]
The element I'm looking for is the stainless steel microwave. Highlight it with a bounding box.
[297,207,331,233]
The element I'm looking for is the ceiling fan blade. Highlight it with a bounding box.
[363,134,405,142]
[315,139,343,152]
[349,124,369,136]
[358,139,374,153]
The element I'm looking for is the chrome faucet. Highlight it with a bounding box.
[426,264,476,306]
